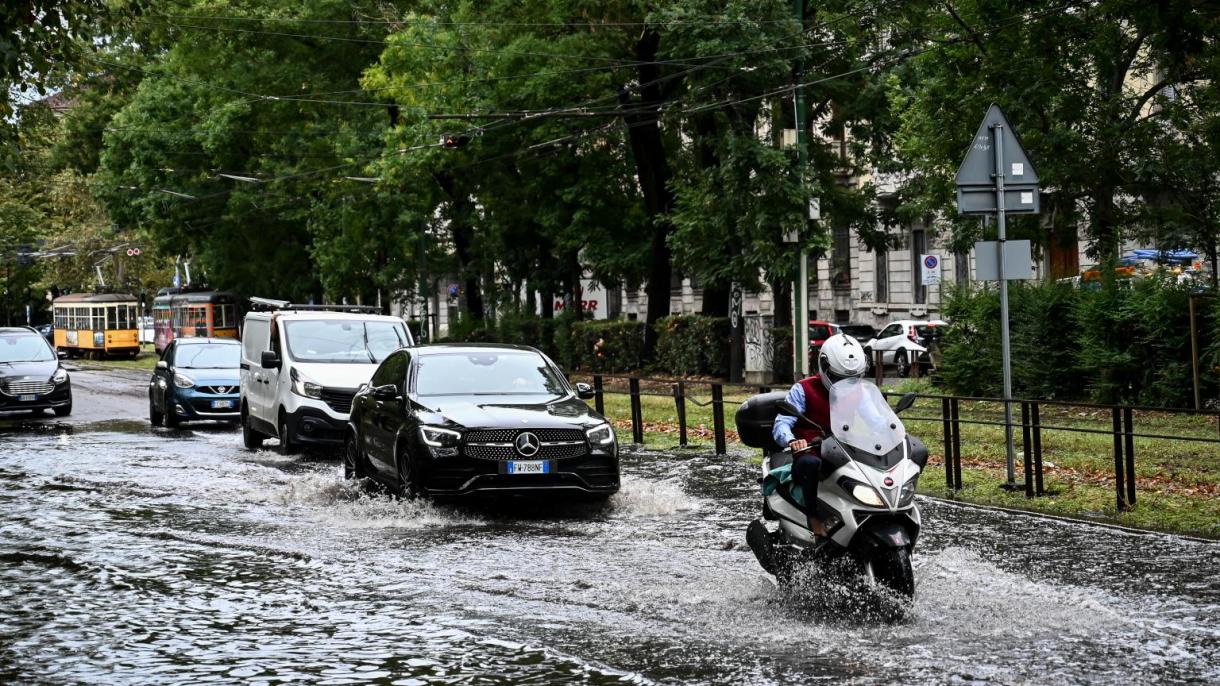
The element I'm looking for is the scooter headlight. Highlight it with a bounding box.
[898,476,919,507]
[851,483,885,507]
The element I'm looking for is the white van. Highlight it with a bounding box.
[240,299,413,453]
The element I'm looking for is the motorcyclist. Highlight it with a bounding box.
[772,333,869,536]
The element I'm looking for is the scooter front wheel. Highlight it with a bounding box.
[870,546,915,600]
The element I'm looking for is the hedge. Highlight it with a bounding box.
[940,276,1218,407]
[570,320,647,372]
[653,315,730,376]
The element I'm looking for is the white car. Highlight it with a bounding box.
[864,319,947,377]
[240,299,414,454]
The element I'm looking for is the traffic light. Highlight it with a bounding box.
[441,133,471,149]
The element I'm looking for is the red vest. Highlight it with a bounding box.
[794,375,831,443]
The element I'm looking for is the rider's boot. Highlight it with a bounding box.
[808,515,829,538]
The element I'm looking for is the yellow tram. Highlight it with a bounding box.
[52,292,142,358]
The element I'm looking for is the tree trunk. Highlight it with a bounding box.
[434,172,483,322]
[620,29,677,355]
[701,282,729,317]
[1092,183,1121,263]
[771,278,791,329]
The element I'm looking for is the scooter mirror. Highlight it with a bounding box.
[895,393,917,414]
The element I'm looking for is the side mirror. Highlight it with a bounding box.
[261,350,281,369]
[895,393,917,414]
[575,382,595,400]
[371,384,400,400]
[156,360,168,370]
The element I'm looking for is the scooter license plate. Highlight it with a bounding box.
[507,461,548,475]
[211,400,235,409]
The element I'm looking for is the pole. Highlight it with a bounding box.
[1190,296,1201,410]
[994,123,1018,486]
[793,0,810,378]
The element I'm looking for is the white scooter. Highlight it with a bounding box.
[734,378,928,611]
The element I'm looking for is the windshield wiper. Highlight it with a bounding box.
[360,324,376,363]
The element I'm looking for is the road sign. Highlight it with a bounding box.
[955,104,1039,214]
[974,240,1034,280]
[920,254,941,286]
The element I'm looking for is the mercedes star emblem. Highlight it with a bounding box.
[514,432,541,457]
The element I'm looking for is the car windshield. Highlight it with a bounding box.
[0,334,55,363]
[284,320,407,364]
[415,352,569,397]
[175,344,240,369]
[810,324,837,339]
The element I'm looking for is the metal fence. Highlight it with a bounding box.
[571,373,1220,512]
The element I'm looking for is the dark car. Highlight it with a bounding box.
[0,327,72,416]
[837,323,877,346]
[149,338,241,427]
[345,344,619,500]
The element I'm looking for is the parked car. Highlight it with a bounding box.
[239,299,414,454]
[864,319,948,377]
[345,343,619,501]
[837,323,877,346]
[149,338,241,427]
[807,320,841,365]
[0,326,71,416]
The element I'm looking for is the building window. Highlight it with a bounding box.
[911,224,927,304]
[874,247,889,302]
[832,225,851,288]
[955,251,970,287]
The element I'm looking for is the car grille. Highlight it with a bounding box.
[464,428,584,443]
[2,380,55,396]
[463,441,589,461]
[320,388,357,414]
[198,385,238,395]
[462,428,588,461]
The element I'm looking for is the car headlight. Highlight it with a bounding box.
[51,368,69,385]
[898,476,919,507]
[419,426,461,457]
[290,368,322,399]
[844,480,884,507]
[585,422,615,446]
[173,372,195,389]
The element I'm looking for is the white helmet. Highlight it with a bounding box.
[818,333,868,390]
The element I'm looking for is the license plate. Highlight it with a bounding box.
[507,461,548,475]
[17,394,38,402]
[211,400,235,409]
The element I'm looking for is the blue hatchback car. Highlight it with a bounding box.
[149,338,241,427]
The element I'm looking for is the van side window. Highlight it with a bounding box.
[243,319,269,363]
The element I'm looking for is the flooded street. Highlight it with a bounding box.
[2,370,1218,685]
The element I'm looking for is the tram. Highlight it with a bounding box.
[153,288,239,354]
[52,292,142,358]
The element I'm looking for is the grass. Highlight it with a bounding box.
[67,343,159,372]
[578,374,1220,538]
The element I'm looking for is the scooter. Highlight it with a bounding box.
[734,378,928,610]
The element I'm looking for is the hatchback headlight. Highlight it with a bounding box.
[173,372,195,389]
[585,423,615,446]
[898,476,919,507]
[51,368,69,385]
[289,368,322,399]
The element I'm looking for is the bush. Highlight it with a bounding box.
[570,320,646,372]
[653,314,730,376]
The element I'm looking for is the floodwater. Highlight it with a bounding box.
[1,371,1217,685]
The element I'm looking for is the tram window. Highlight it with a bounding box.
[217,304,236,329]
[107,307,117,329]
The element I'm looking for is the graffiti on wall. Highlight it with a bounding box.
[744,314,773,373]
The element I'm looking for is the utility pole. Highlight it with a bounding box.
[793,0,810,378]
[993,122,1017,486]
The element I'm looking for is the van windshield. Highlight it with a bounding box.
[284,320,407,364]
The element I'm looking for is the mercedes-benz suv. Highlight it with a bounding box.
[0,327,72,416]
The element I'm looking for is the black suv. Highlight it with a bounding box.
[345,344,619,500]
[0,327,72,416]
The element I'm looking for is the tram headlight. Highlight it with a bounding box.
[173,372,195,389]
[898,476,919,507]
[51,368,69,385]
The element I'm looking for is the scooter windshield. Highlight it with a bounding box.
[829,377,906,455]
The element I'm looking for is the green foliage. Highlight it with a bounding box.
[653,314,729,377]
[570,320,647,373]
[941,278,1217,407]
